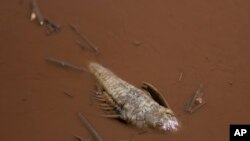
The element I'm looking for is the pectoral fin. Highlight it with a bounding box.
[141,82,171,108]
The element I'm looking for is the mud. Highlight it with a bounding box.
[0,0,250,141]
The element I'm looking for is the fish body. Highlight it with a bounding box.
[89,62,179,132]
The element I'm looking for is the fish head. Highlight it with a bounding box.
[145,107,179,132]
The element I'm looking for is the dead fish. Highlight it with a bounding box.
[89,62,179,132]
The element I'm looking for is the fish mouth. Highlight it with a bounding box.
[160,118,179,132]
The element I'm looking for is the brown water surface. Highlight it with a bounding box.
[1,0,250,141]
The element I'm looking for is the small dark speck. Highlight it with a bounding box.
[22,98,27,102]
[205,56,210,62]
[169,13,174,17]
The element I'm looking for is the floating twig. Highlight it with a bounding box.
[30,0,60,34]
[73,135,83,141]
[77,40,99,55]
[76,40,91,50]
[77,112,104,141]
[44,18,61,34]
[63,91,74,98]
[68,24,81,34]
[45,57,88,73]
[185,84,206,113]
[30,0,44,25]
[178,72,183,81]
[69,24,100,55]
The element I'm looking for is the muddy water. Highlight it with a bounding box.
[1,0,250,141]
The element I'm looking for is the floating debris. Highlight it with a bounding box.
[185,84,207,113]
[77,112,104,141]
[73,135,83,141]
[178,72,184,81]
[30,0,61,34]
[76,40,92,51]
[45,57,88,73]
[69,24,100,55]
[63,91,74,98]
[44,18,61,35]
[30,0,44,25]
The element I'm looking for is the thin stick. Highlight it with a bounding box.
[30,0,44,25]
[45,57,88,73]
[69,24,81,35]
[69,24,100,55]
[73,135,83,141]
[189,102,207,113]
[63,91,74,98]
[76,41,91,50]
[185,84,204,112]
[77,112,104,141]
[178,72,183,81]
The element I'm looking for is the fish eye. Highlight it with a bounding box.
[155,122,163,127]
